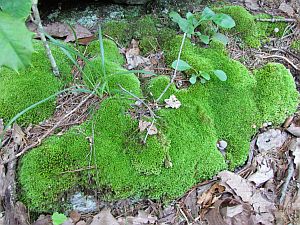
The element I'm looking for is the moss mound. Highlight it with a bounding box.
[291,40,300,53]
[0,41,72,125]
[18,35,298,212]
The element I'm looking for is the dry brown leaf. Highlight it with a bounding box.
[287,124,300,137]
[218,171,275,224]
[245,0,260,10]
[69,211,81,223]
[125,39,150,69]
[164,95,181,109]
[133,210,157,224]
[247,159,274,186]
[138,120,157,135]
[279,2,295,17]
[12,123,26,146]
[289,138,300,169]
[197,183,225,208]
[90,208,119,225]
[65,24,93,42]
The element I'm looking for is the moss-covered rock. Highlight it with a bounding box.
[18,36,298,212]
[0,41,72,125]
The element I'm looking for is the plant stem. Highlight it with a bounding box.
[31,3,60,76]
[156,32,187,102]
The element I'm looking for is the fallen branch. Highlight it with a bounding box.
[279,158,295,205]
[256,18,297,23]
[60,165,96,174]
[143,118,156,144]
[258,54,300,71]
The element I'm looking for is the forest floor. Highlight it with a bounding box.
[1,0,300,224]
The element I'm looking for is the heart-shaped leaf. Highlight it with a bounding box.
[213,14,235,29]
[0,12,34,71]
[171,59,192,71]
[170,11,194,35]
[189,74,197,84]
[213,70,227,81]
[198,34,210,44]
[212,33,229,45]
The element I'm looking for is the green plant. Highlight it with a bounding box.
[0,0,33,71]
[171,59,227,84]
[52,212,67,225]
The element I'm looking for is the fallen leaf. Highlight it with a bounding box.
[256,129,288,152]
[197,183,225,208]
[279,3,295,17]
[247,159,274,186]
[245,0,260,10]
[138,120,158,135]
[287,123,300,137]
[289,138,300,169]
[218,171,275,224]
[44,22,69,38]
[164,95,181,109]
[69,211,81,223]
[12,123,26,146]
[133,210,157,224]
[90,208,119,225]
[125,39,150,69]
[65,24,93,43]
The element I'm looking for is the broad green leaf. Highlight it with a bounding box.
[0,0,32,20]
[169,11,194,35]
[52,212,67,225]
[171,60,192,71]
[200,78,207,84]
[197,33,210,44]
[201,72,211,80]
[189,74,197,84]
[0,12,34,71]
[186,12,198,27]
[201,7,216,21]
[213,70,227,81]
[213,14,236,29]
[212,32,229,45]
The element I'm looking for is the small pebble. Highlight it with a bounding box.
[217,140,228,150]
[274,27,279,33]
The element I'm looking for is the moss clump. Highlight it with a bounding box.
[0,41,72,125]
[215,6,261,48]
[19,37,298,212]
[102,16,159,54]
[255,14,289,39]
[291,40,300,53]
[255,63,298,124]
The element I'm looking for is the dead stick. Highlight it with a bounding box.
[32,1,59,76]
[279,159,295,205]
[143,118,156,144]
[60,166,95,174]
[256,18,297,23]
[258,54,300,71]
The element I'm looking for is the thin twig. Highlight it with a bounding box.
[279,159,295,205]
[103,34,123,49]
[31,3,60,76]
[118,84,158,118]
[258,54,300,71]
[1,85,99,165]
[256,18,297,23]
[60,166,96,174]
[156,32,187,102]
[178,205,192,225]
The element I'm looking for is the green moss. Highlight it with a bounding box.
[86,39,125,65]
[255,14,289,39]
[148,76,177,102]
[215,6,261,48]
[291,40,300,53]
[18,36,299,212]
[255,63,298,124]
[0,41,72,125]
[102,20,131,46]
